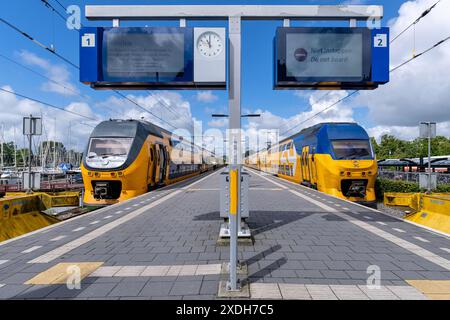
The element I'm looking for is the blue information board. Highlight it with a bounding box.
[274,27,389,90]
[80,27,226,89]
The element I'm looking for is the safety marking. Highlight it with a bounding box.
[351,211,360,215]
[50,235,67,241]
[25,262,103,285]
[132,204,139,207]
[28,170,221,264]
[125,207,131,210]
[72,227,85,232]
[22,246,42,253]
[414,236,430,243]
[90,263,222,278]
[440,248,450,253]
[406,280,450,300]
[377,222,387,226]
[393,228,405,233]
[186,188,220,191]
[248,283,426,300]
[90,220,100,225]
[103,215,113,219]
[250,169,450,271]
[334,204,341,207]
[364,216,372,220]
[0,260,9,265]
[0,284,4,289]
[115,211,123,214]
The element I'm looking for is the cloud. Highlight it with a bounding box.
[18,50,80,97]
[0,85,98,151]
[95,91,195,132]
[196,91,218,103]
[208,118,228,128]
[356,0,450,139]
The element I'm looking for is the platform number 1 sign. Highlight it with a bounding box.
[373,33,387,48]
[82,33,96,47]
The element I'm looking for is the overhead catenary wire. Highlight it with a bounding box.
[0,17,179,129]
[0,87,97,124]
[0,52,88,100]
[389,35,450,72]
[278,5,450,140]
[390,0,443,44]
[0,17,78,69]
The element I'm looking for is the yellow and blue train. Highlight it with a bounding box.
[81,119,217,206]
[247,122,377,206]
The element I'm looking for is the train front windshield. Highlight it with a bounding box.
[88,138,133,158]
[331,140,373,160]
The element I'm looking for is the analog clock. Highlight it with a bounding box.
[197,31,223,57]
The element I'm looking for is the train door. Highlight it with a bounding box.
[310,146,318,188]
[154,145,161,184]
[158,145,166,184]
[148,145,156,187]
[302,146,310,182]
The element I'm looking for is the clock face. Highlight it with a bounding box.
[197,31,223,58]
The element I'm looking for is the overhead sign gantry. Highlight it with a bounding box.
[81,4,388,297]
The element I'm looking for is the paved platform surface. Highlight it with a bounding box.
[1,167,450,300]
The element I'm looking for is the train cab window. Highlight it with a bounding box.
[87,138,133,158]
[331,140,373,160]
[311,146,315,161]
[150,148,154,161]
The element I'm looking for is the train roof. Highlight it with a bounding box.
[89,119,215,155]
[90,119,170,140]
[281,122,364,143]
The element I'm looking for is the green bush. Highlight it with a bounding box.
[375,178,450,200]
[375,178,420,200]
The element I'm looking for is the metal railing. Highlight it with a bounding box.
[378,170,450,185]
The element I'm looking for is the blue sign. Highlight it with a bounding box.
[80,27,226,89]
[275,27,389,89]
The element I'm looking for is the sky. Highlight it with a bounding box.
[1,0,450,156]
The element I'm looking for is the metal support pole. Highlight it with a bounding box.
[27,133,32,194]
[227,15,241,292]
[428,128,431,194]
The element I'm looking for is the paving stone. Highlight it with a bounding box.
[108,281,147,297]
[169,281,202,296]
[77,283,117,298]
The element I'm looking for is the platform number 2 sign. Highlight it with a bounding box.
[82,33,96,47]
[373,34,387,48]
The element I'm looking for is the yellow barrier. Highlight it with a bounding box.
[384,192,450,234]
[229,169,238,215]
[0,192,80,242]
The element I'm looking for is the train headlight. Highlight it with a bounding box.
[346,172,351,176]
[111,172,116,177]
[94,172,100,178]
[340,171,345,176]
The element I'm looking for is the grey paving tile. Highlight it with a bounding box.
[140,281,173,297]
[108,281,147,297]
[170,281,202,296]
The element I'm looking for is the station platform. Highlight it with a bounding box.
[1,167,450,300]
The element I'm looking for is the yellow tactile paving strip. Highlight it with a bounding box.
[25,262,103,285]
[406,280,450,300]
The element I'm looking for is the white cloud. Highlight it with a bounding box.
[18,50,80,97]
[96,91,195,132]
[357,0,450,139]
[208,118,228,128]
[0,85,98,151]
[196,91,218,103]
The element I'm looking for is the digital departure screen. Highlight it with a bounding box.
[275,27,376,89]
[285,33,363,79]
[104,29,186,80]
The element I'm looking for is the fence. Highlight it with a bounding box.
[378,170,450,185]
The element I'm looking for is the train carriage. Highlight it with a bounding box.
[81,119,214,206]
[250,122,377,206]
